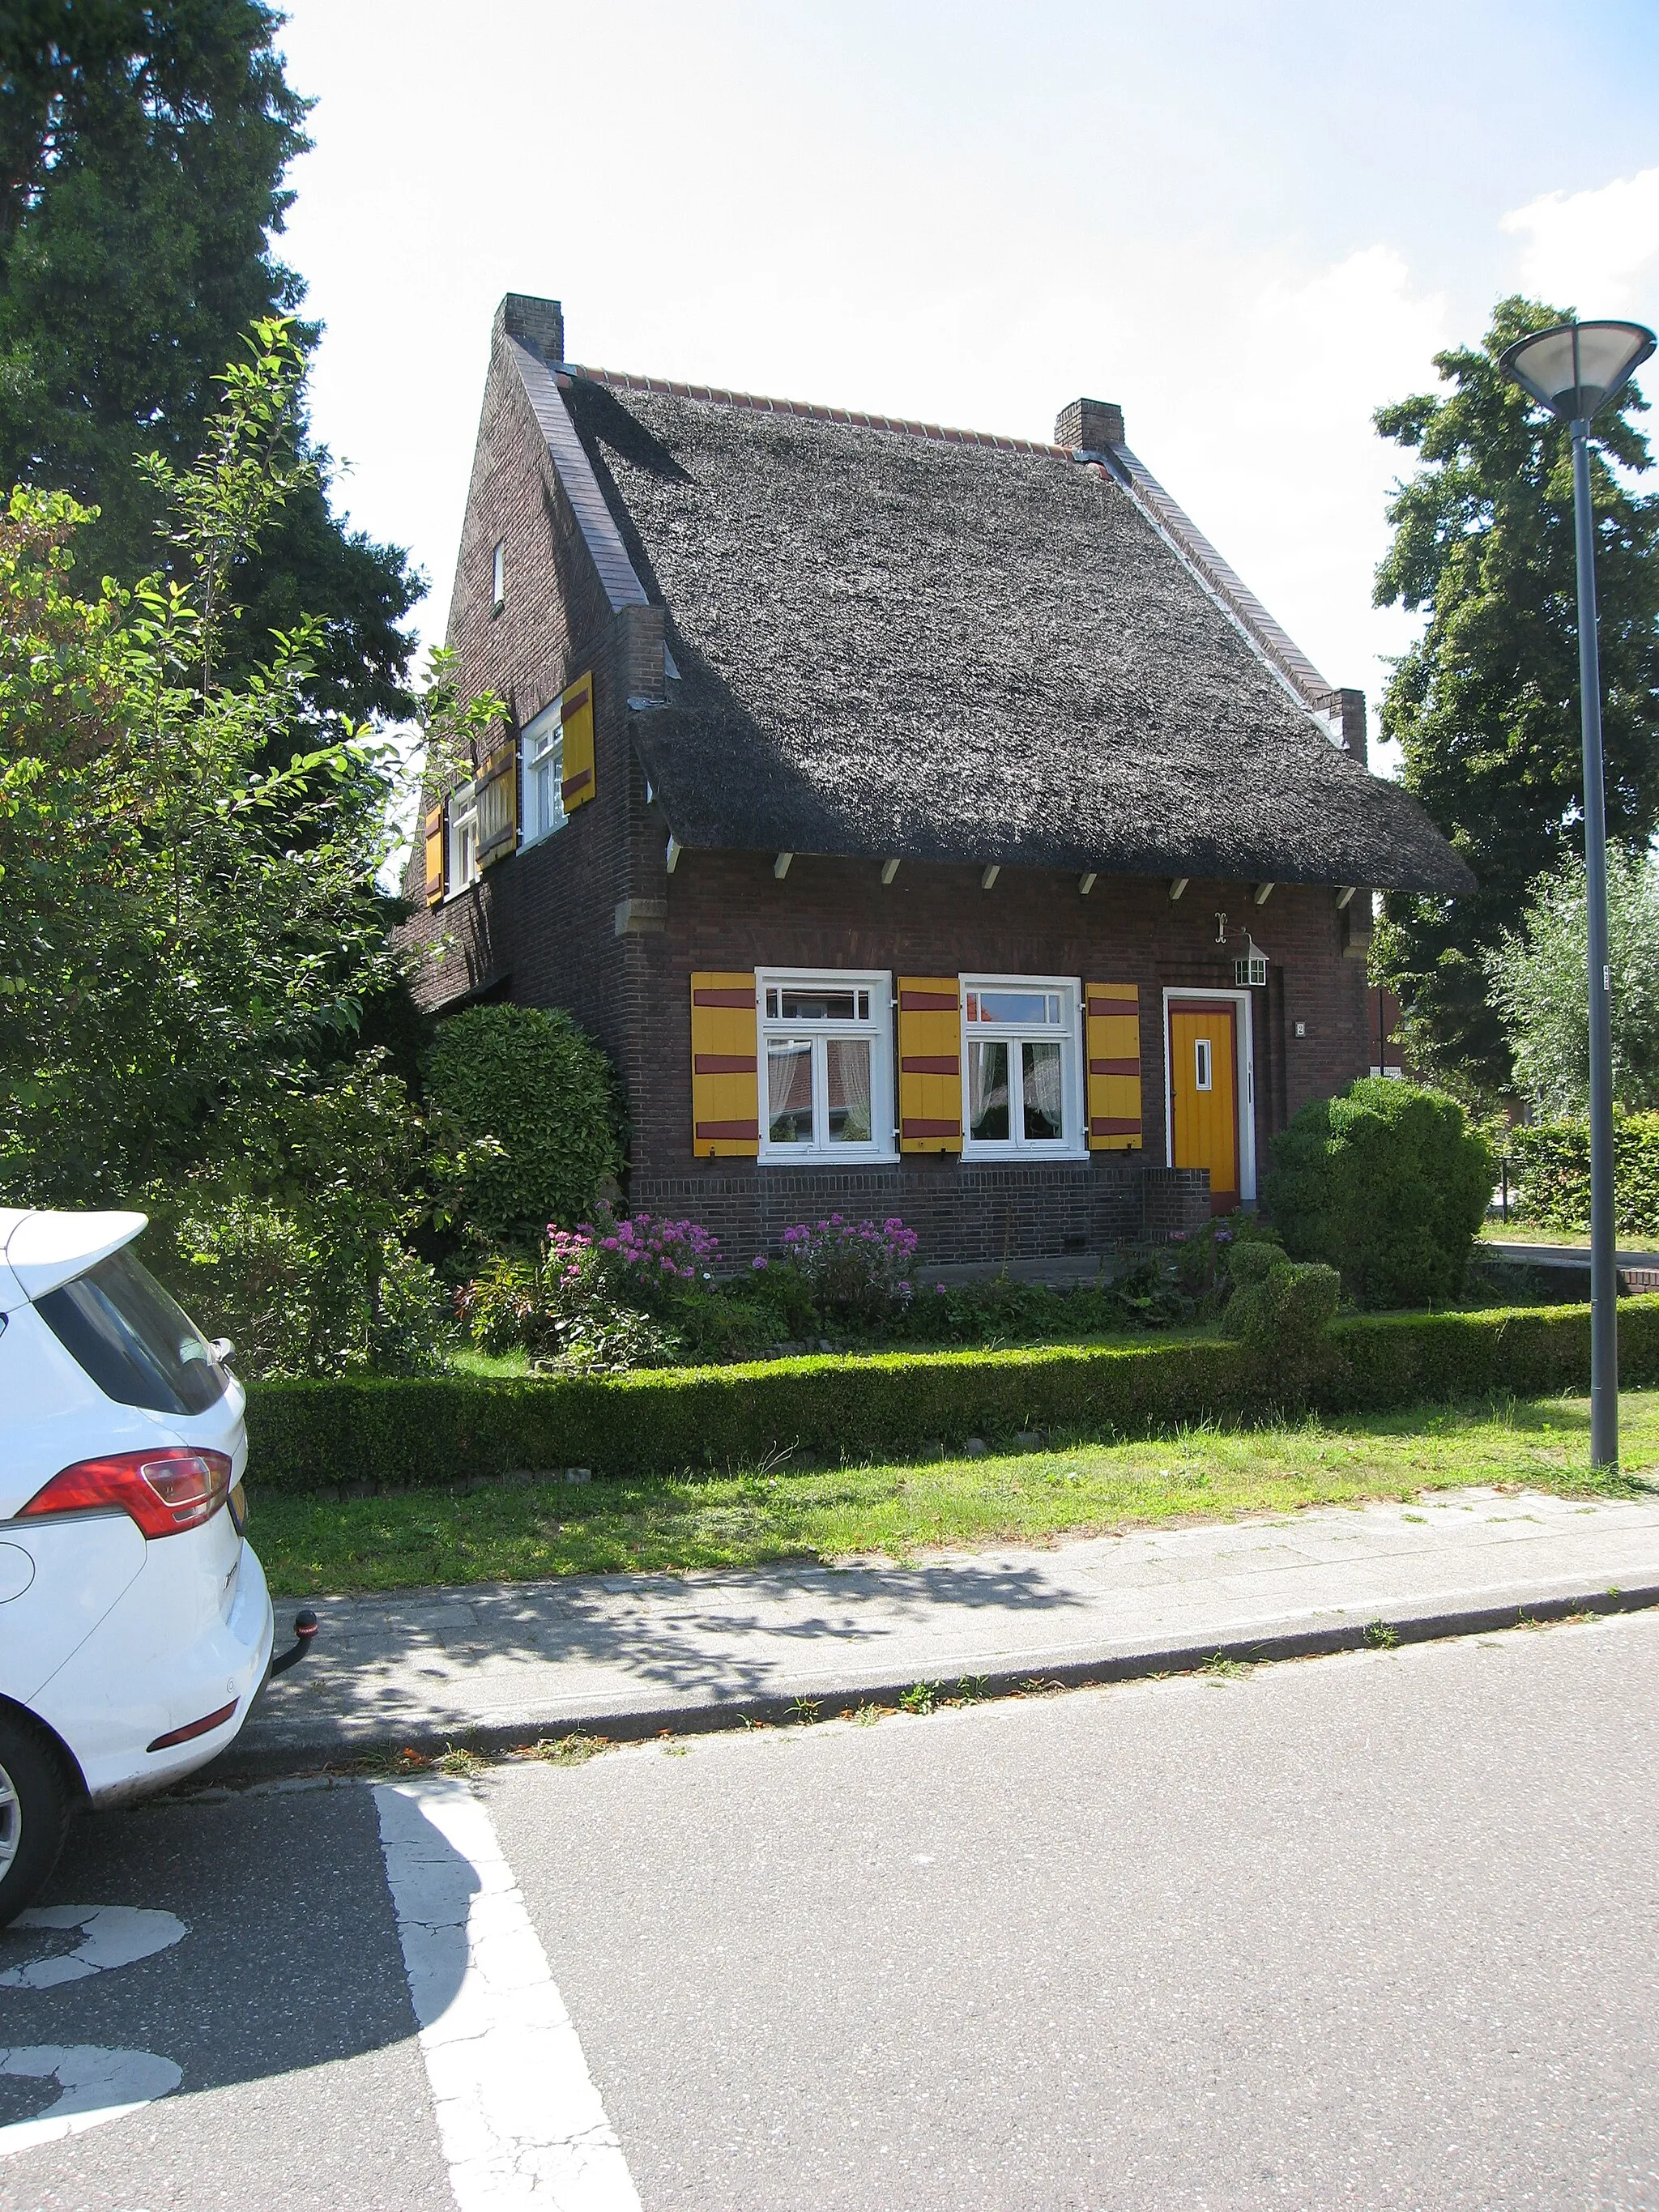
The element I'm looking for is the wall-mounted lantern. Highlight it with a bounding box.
[1235,936,1268,988]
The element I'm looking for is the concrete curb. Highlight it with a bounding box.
[207,1577,1659,1784]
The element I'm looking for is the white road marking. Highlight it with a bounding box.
[373,1776,643,2212]
[0,2046,182,2158]
[0,1904,188,1990]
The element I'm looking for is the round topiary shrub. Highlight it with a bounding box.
[1264,1077,1493,1310]
[1220,1253,1340,1362]
[426,1004,626,1247]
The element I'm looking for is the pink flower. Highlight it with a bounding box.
[752,1255,769,1270]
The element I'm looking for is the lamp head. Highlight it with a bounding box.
[1498,319,1656,424]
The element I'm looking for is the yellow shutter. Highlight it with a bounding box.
[560,671,595,812]
[1086,982,1143,1150]
[898,976,962,1153]
[423,802,446,906]
[690,972,759,1157]
[476,735,518,867]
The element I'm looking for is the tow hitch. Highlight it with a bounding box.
[270,1609,318,1677]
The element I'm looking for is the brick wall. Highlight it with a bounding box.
[629,1161,1210,1267]
[650,855,1360,1123]
[395,317,642,1077]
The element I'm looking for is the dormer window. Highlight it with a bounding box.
[491,539,505,615]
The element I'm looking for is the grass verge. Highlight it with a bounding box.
[249,1387,1659,1596]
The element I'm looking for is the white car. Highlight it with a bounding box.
[0,1208,279,1922]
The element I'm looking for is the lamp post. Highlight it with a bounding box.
[1498,318,1657,1469]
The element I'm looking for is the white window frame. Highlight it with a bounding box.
[519,700,566,850]
[491,539,505,614]
[959,974,1085,1159]
[446,779,480,897]
[756,966,895,1164]
[1161,987,1257,1203]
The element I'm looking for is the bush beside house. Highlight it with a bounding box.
[426,1004,626,1248]
[1266,1078,1493,1308]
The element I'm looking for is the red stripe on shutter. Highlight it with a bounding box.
[901,1117,962,1139]
[1090,1116,1143,1136]
[1087,995,1138,1017]
[561,768,593,802]
[693,987,757,1009]
[695,1119,761,1141]
[561,684,591,714]
[1088,1057,1141,1076]
[901,1055,959,1076]
[693,1053,757,1074]
[899,989,958,1012]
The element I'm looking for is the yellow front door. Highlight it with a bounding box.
[1169,1002,1239,1215]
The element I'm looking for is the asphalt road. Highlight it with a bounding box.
[6,1612,1659,2210]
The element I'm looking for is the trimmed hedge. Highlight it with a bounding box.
[1507,1112,1659,1238]
[244,1301,1659,1494]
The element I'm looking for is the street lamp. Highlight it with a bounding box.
[1498,318,1657,1469]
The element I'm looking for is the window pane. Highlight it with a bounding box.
[825,1038,873,1143]
[778,988,860,1022]
[766,1040,815,1144]
[1022,1041,1064,1140]
[534,761,565,842]
[36,1247,228,1416]
[973,989,1056,1026]
[969,1041,1010,1140]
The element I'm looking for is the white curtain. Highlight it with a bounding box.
[1022,1041,1063,1139]
[826,1038,872,1142]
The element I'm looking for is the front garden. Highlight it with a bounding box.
[137,1001,1659,1592]
[251,1385,1657,1595]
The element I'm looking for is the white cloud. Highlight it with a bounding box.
[1502,167,1659,319]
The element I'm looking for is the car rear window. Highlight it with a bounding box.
[35,1246,228,1416]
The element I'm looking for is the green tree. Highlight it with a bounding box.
[0,318,493,1204]
[1371,295,1659,1097]
[1484,848,1659,1116]
[0,0,420,721]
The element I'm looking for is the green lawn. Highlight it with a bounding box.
[1480,1221,1591,1247]
[249,1387,1659,1596]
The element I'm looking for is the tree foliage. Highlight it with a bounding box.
[0,318,492,1206]
[1371,295,1659,1095]
[0,0,420,721]
[1484,849,1659,1116]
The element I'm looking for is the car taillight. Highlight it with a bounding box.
[18,1448,233,1538]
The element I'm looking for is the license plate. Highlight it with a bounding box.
[229,1481,249,1535]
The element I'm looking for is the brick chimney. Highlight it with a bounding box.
[1316,686,1368,765]
[497,293,565,364]
[1055,396,1124,451]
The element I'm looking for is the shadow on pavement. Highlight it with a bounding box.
[0,1782,465,2109]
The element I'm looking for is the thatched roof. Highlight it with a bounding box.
[539,352,1469,894]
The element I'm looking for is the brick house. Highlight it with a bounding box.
[397,292,1468,1267]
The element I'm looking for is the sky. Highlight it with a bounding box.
[273,2,1659,777]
